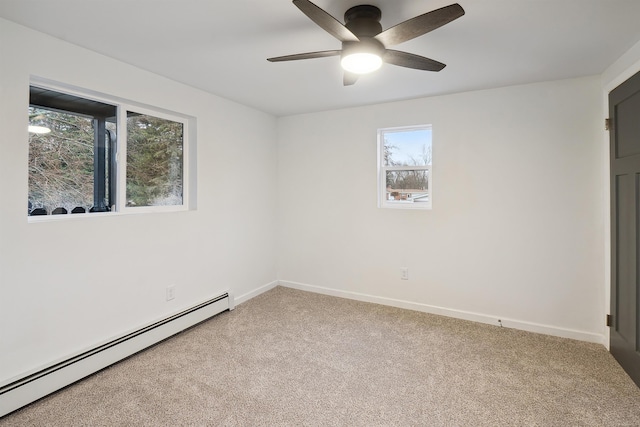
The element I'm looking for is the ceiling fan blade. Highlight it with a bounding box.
[375,3,464,47]
[343,72,358,86]
[267,50,342,62]
[293,0,359,42]
[384,50,446,71]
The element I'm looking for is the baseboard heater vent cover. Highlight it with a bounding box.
[0,292,231,418]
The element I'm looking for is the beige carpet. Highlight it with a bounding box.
[2,286,640,426]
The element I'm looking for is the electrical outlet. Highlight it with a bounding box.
[166,285,176,301]
[400,267,409,280]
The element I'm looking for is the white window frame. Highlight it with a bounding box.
[28,77,192,221]
[117,105,190,214]
[377,125,432,210]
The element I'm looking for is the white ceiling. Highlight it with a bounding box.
[2,0,640,116]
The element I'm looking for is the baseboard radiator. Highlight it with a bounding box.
[0,292,233,418]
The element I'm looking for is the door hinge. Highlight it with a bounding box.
[606,314,612,327]
[605,118,612,131]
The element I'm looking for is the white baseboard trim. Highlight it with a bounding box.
[0,292,230,417]
[234,280,279,306]
[278,280,605,345]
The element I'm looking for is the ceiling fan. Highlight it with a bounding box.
[267,0,465,86]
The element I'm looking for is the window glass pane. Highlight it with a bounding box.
[126,112,184,207]
[383,128,432,166]
[28,106,115,214]
[385,170,429,203]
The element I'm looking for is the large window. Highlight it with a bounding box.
[27,83,190,217]
[378,125,432,209]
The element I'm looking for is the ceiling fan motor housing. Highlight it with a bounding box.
[344,5,383,38]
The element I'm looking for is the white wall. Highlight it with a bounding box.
[0,19,278,384]
[277,76,605,343]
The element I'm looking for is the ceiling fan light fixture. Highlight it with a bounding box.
[340,38,385,75]
[341,52,382,74]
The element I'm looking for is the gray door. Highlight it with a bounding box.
[610,70,640,387]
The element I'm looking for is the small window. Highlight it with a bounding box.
[27,82,190,218]
[378,125,432,209]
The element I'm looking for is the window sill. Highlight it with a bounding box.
[379,201,432,210]
[27,206,189,223]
